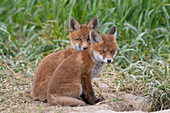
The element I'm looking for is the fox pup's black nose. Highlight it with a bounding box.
[83,47,87,50]
[107,60,111,63]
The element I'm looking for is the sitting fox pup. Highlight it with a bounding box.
[47,26,118,106]
[30,17,99,101]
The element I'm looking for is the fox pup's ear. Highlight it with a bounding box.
[69,17,80,32]
[89,30,102,43]
[87,17,99,31]
[109,26,117,39]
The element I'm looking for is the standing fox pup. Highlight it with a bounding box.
[47,26,118,106]
[30,17,99,101]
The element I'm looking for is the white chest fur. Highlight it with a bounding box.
[91,62,105,78]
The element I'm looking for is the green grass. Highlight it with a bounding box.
[0,0,169,111]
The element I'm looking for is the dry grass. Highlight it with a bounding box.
[0,64,151,113]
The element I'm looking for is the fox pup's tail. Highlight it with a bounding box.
[48,96,86,106]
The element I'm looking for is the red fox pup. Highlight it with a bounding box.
[47,26,118,106]
[30,17,99,101]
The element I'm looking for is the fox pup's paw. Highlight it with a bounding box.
[24,91,31,98]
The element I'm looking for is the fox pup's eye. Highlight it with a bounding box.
[100,50,105,54]
[76,38,81,41]
[111,50,115,54]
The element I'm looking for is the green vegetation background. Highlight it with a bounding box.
[0,0,169,111]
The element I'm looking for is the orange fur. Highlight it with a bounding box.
[47,26,118,106]
[29,17,99,101]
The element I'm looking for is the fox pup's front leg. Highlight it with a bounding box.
[81,88,102,104]
[81,73,102,104]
